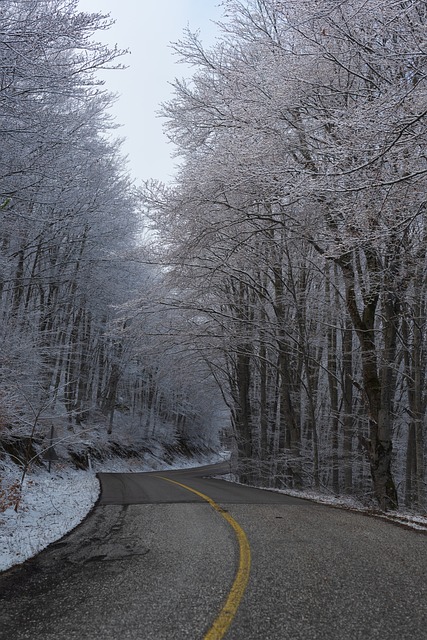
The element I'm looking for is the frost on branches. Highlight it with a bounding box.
[144,0,427,511]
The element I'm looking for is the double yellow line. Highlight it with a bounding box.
[157,476,251,639]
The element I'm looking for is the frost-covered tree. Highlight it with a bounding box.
[145,0,427,510]
[0,0,218,463]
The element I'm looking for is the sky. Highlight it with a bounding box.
[77,0,224,184]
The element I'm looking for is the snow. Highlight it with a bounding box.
[0,464,99,573]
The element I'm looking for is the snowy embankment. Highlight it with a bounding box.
[0,466,99,572]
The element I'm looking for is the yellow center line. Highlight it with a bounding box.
[155,475,251,640]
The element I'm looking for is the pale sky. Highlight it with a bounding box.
[77,0,224,184]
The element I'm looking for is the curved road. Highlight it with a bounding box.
[0,463,426,639]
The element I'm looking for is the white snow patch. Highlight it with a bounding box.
[90,448,228,473]
[0,464,99,573]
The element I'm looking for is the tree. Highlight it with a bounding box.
[145,0,427,510]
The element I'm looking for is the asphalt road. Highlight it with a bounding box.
[0,462,426,640]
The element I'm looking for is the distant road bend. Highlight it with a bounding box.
[0,462,426,639]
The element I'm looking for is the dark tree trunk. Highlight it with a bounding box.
[235,345,253,484]
[340,252,398,510]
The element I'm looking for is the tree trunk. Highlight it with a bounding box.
[342,319,354,493]
[235,345,253,483]
[340,253,398,510]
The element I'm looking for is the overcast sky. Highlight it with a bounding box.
[77,0,224,184]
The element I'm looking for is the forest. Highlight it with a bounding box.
[0,0,221,476]
[1,0,426,513]
[144,0,427,512]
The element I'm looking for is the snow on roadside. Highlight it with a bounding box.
[274,487,427,531]
[219,473,427,533]
[0,465,99,573]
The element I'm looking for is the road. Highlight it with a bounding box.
[0,462,426,639]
